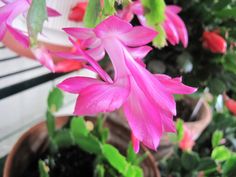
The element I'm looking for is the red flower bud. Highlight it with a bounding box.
[202,31,227,54]
[225,98,236,115]
[68,2,88,22]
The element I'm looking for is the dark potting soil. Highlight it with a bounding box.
[21,146,95,177]
[174,100,196,122]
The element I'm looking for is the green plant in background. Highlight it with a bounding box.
[160,110,236,177]
[39,87,145,177]
[145,0,236,96]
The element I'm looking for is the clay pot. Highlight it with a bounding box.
[4,115,160,177]
[154,97,212,160]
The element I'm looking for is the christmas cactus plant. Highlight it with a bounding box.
[0,0,197,152]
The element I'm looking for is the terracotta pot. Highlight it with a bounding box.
[154,97,212,160]
[4,115,160,177]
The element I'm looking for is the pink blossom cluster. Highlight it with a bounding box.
[0,0,196,151]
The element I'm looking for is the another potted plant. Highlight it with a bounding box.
[159,119,236,177]
[155,95,212,160]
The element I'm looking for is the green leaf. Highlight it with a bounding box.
[95,164,105,177]
[27,0,47,46]
[83,0,101,28]
[127,143,139,165]
[208,78,226,95]
[47,88,64,113]
[75,134,102,154]
[93,116,109,143]
[127,142,147,166]
[211,146,231,162]
[152,24,166,48]
[102,144,127,174]
[223,53,236,74]
[103,0,116,16]
[222,155,236,177]
[46,111,55,138]
[212,0,232,10]
[38,160,50,177]
[70,117,89,137]
[54,129,74,148]
[125,165,143,177]
[140,0,166,48]
[141,0,166,25]
[197,157,217,172]
[211,130,223,148]
[102,144,143,177]
[181,151,200,170]
[215,7,236,19]
[176,119,184,142]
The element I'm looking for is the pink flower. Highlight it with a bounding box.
[118,1,188,47]
[164,5,188,47]
[179,125,195,151]
[0,0,73,73]
[0,0,60,47]
[0,0,30,47]
[58,16,196,152]
[32,46,83,73]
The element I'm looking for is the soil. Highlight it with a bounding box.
[21,146,95,177]
[174,100,196,122]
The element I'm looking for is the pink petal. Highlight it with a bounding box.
[47,7,61,17]
[2,0,16,4]
[54,60,83,73]
[58,76,105,94]
[63,27,95,40]
[101,37,130,80]
[166,5,182,14]
[94,16,132,38]
[127,46,152,59]
[155,74,197,94]
[161,111,176,133]
[131,133,140,153]
[80,36,102,49]
[33,47,55,72]
[166,10,188,47]
[74,77,130,116]
[0,23,7,40]
[6,24,29,47]
[117,5,134,22]
[119,26,157,47]
[55,45,112,83]
[131,1,144,15]
[124,50,176,115]
[86,45,105,61]
[53,51,85,61]
[123,81,163,150]
[163,17,180,46]
[137,14,147,26]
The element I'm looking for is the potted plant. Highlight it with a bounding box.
[4,88,160,177]
[1,0,198,172]
[159,119,236,177]
[155,95,212,160]
[143,0,236,97]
